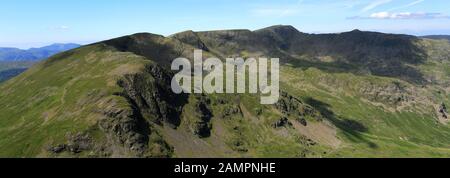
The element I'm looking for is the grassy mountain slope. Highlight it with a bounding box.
[0,44,159,157]
[0,26,450,157]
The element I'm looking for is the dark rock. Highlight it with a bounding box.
[231,140,248,153]
[295,135,317,147]
[117,64,188,128]
[222,106,243,119]
[359,81,411,105]
[66,133,92,153]
[440,103,448,119]
[275,91,322,121]
[297,117,308,126]
[49,144,66,153]
[193,95,214,138]
[273,117,293,128]
[254,108,263,116]
[441,103,447,111]
[217,99,227,105]
[48,133,93,154]
[170,30,210,52]
[98,101,149,156]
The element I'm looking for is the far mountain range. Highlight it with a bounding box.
[0,43,80,61]
[0,43,80,82]
[422,35,450,41]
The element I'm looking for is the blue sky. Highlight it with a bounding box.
[1,0,449,48]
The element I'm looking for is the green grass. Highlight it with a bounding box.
[280,65,450,157]
[0,44,150,157]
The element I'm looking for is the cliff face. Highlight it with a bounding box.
[0,26,450,158]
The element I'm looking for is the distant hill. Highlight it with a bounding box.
[0,43,80,83]
[0,68,27,83]
[421,35,450,41]
[0,61,35,83]
[0,43,80,61]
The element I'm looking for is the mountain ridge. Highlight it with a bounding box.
[173,25,429,84]
[0,25,450,158]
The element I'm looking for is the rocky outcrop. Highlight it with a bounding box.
[275,91,323,126]
[273,117,293,128]
[98,97,149,156]
[316,74,414,106]
[118,64,188,128]
[358,81,411,106]
[221,105,243,119]
[192,95,214,138]
[95,63,185,157]
[230,126,249,153]
[297,118,308,126]
[440,103,448,119]
[170,30,210,52]
[48,133,93,154]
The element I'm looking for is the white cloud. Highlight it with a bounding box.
[362,0,392,12]
[350,11,450,19]
[370,11,391,18]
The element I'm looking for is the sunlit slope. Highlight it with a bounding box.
[0,44,155,157]
[280,66,450,157]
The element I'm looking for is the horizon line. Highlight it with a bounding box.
[2,26,449,49]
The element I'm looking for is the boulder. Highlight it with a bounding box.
[273,117,293,128]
